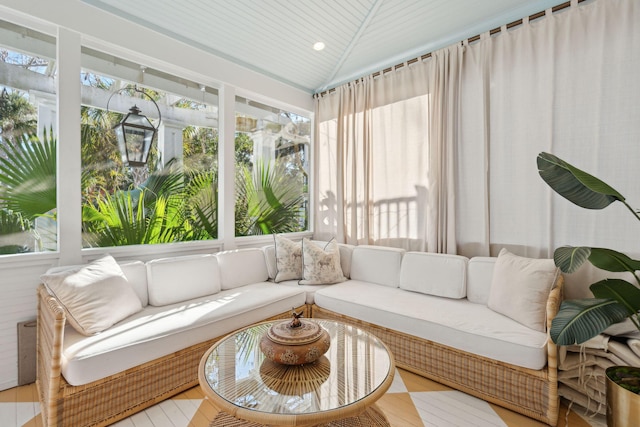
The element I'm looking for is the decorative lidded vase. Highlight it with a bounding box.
[260,310,330,365]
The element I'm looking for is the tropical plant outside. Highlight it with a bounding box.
[0,130,56,253]
[1,48,309,255]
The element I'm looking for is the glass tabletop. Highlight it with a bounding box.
[200,319,394,423]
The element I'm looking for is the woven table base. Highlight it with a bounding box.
[209,404,390,427]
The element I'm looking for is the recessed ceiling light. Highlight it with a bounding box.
[313,42,325,51]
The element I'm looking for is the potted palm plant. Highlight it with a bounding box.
[537,152,640,426]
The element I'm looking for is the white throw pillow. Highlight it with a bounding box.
[274,235,303,282]
[299,238,347,285]
[40,255,143,336]
[487,248,559,332]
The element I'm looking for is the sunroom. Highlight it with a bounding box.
[1,1,639,426]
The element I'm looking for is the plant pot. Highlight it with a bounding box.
[606,366,640,427]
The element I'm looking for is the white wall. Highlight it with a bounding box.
[0,0,313,391]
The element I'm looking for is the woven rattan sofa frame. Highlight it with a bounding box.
[311,276,564,427]
[36,284,309,427]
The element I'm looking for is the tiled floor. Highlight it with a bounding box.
[0,369,600,427]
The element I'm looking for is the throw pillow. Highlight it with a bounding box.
[274,234,303,282]
[41,255,143,336]
[299,238,347,285]
[487,248,559,332]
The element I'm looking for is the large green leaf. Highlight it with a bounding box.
[554,246,640,275]
[588,248,640,273]
[537,152,624,210]
[0,132,57,220]
[553,246,591,273]
[550,298,630,345]
[591,279,640,315]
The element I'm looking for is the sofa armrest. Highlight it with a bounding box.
[36,284,66,427]
[545,274,564,370]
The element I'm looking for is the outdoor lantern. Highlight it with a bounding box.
[107,85,162,168]
[113,105,156,167]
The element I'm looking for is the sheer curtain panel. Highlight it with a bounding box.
[315,46,462,253]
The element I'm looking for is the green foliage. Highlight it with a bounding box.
[235,160,305,236]
[538,152,640,345]
[185,170,218,239]
[0,209,31,254]
[537,152,625,209]
[0,90,37,141]
[0,131,56,220]
[235,133,254,167]
[607,366,640,394]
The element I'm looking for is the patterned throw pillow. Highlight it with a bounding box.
[274,235,303,282]
[299,238,347,285]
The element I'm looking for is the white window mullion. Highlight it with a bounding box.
[219,84,236,249]
[56,27,82,265]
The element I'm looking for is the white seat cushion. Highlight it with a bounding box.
[61,283,306,385]
[276,279,333,304]
[314,281,548,370]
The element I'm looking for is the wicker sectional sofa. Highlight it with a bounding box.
[37,241,563,426]
[37,248,308,427]
[309,245,564,426]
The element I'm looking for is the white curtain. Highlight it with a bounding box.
[458,0,640,297]
[315,0,640,298]
[315,46,461,253]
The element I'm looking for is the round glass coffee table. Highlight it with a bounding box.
[198,319,395,426]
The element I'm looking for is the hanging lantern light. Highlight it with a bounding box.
[107,86,161,167]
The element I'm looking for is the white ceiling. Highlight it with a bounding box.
[82,0,569,94]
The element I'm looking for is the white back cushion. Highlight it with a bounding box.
[399,252,468,299]
[487,248,559,332]
[45,259,149,307]
[118,261,149,306]
[350,245,405,287]
[467,257,496,305]
[146,254,220,306]
[263,245,277,279]
[40,255,143,336]
[216,248,269,290]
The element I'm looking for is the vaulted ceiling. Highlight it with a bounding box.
[82,0,569,94]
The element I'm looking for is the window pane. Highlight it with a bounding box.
[0,20,57,255]
[235,97,310,236]
[81,49,218,247]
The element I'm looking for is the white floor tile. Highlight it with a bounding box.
[387,369,408,393]
[411,391,507,427]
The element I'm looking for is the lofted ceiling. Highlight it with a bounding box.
[82,0,569,94]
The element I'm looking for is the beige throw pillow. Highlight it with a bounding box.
[274,235,303,282]
[41,255,143,336]
[299,238,347,285]
[487,248,559,332]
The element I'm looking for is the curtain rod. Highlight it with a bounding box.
[315,0,585,98]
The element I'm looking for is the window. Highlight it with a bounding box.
[235,97,310,236]
[80,48,219,248]
[0,19,57,255]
